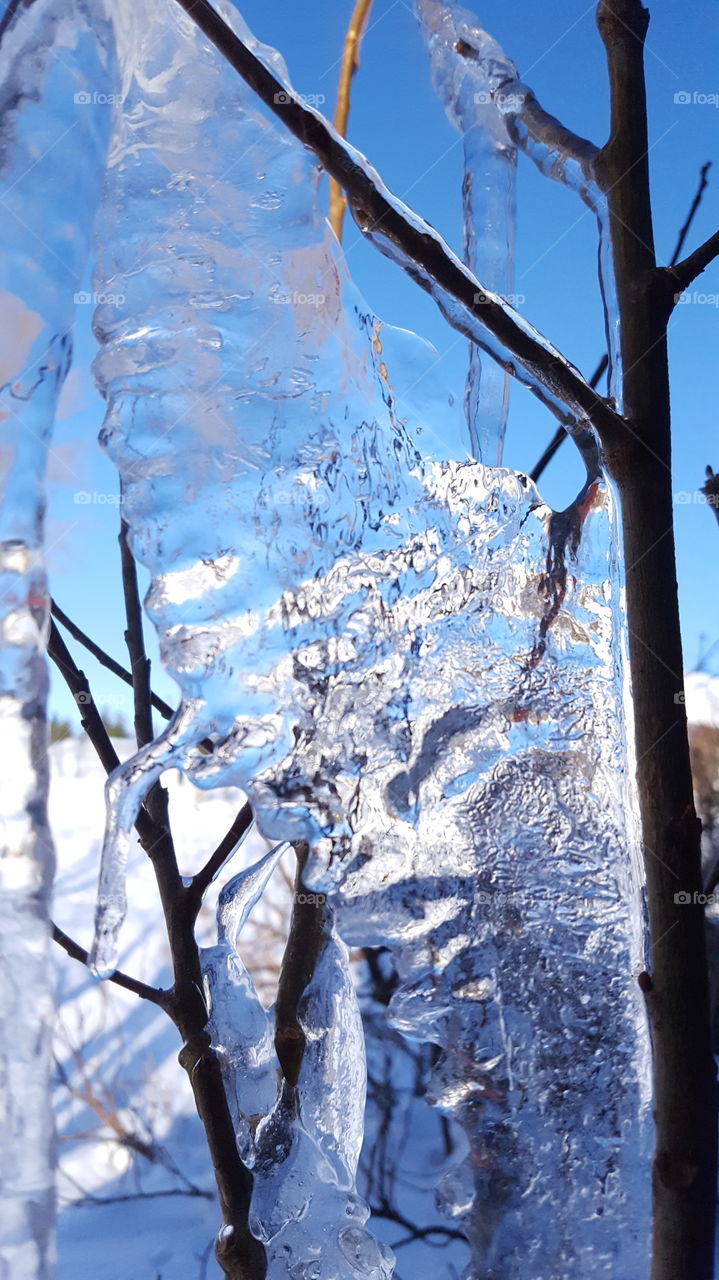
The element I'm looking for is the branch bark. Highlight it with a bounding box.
[595,4,717,1277]
[116,528,266,1280]
[274,844,328,1087]
[659,229,719,309]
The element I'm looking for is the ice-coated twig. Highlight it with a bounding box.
[89,701,204,978]
[170,0,624,451]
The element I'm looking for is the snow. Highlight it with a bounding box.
[685,671,719,729]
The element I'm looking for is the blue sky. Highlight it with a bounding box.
[46,0,719,723]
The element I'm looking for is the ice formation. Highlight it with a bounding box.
[201,844,394,1278]
[415,0,518,462]
[416,0,620,405]
[0,3,112,1274]
[0,0,653,1275]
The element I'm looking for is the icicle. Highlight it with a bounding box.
[200,844,287,1164]
[416,0,620,407]
[0,3,114,1274]
[251,911,393,1280]
[416,0,517,463]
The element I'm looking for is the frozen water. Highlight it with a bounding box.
[0,0,652,1275]
[416,0,620,404]
[0,2,112,1275]
[416,0,518,463]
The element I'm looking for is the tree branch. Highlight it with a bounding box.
[329,0,373,240]
[530,355,608,483]
[50,598,175,722]
[595,4,717,1277]
[701,466,719,528]
[274,844,327,1087]
[52,922,170,1008]
[188,801,253,918]
[115,528,265,1280]
[48,614,264,1278]
[171,0,623,450]
[119,519,155,750]
[661,230,719,307]
[670,161,711,264]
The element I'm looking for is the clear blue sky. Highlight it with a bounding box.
[46,0,719,724]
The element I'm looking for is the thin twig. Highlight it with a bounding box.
[530,355,608,483]
[115,531,264,1280]
[662,230,719,306]
[274,844,327,1087]
[50,598,175,721]
[52,923,169,1008]
[329,0,373,240]
[119,520,155,750]
[189,801,253,917]
[46,619,166,853]
[68,1188,213,1206]
[670,161,711,265]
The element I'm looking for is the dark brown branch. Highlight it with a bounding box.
[50,598,175,722]
[170,0,623,450]
[48,619,264,1279]
[660,230,719,308]
[47,619,122,777]
[595,4,717,1278]
[52,922,169,1008]
[274,844,328,1087]
[189,801,253,918]
[119,519,155,750]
